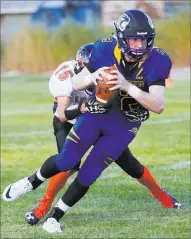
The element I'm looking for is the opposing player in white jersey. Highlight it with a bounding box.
[24,43,110,224]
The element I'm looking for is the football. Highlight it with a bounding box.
[95,66,117,105]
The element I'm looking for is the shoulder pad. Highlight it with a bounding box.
[153,47,168,56]
[148,48,172,83]
[94,36,117,51]
[54,60,75,74]
[152,47,172,67]
[53,61,75,81]
[49,74,73,97]
[89,36,117,70]
[101,36,115,43]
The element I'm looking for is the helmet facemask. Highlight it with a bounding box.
[116,30,155,61]
[74,53,84,74]
[74,43,94,74]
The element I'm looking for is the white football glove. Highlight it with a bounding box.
[106,69,129,91]
[85,99,111,114]
[85,67,117,86]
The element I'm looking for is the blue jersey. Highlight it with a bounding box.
[56,36,172,186]
[88,36,172,112]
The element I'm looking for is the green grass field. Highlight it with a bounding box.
[1,75,190,239]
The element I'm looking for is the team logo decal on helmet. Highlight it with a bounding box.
[116,14,130,32]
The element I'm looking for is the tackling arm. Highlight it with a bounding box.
[72,67,93,91]
[57,96,71,121]
[64,99,111,120]
[72,66,112,91]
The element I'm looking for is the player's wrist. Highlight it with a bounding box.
[120,80,131,92]
[80,102,87,113]
[64,104,82,120]
[127,84,141,98]
[85,74,94,86]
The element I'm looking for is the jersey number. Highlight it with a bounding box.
[101,37,113,43]
[120,90,138,111]
[120,90,130,110]
[55,65,73,81]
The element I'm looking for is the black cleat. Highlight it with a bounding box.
[25,211,40,225]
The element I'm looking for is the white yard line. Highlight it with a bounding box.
[99,160,190,181]
[167,160,190,169]
[1,129,53,137]
[2,143,47,150]
[2,108,50,116]
[67,160,190,185]
[145,116,190,125]
[151,161,190,171]
[1,116,190,137]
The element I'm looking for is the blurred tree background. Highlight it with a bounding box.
[1,0,190,73]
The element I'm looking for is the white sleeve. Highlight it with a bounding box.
[49,72,73,98]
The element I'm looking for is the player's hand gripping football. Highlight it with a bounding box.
[86,67,117,86]
[85,99,111,114]
[106,69,130,91]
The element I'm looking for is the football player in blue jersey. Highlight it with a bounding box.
[2,10,181,233]
[23,43,168,226]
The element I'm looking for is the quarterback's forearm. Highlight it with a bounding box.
[125,83,165,114]
[135,90,164,114]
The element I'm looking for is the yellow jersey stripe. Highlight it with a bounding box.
[70,127,80,140]
[138,55,147,68]
[136,68,143,77]
[114,44,121,64]
[107,157,114,162]
[66,135,78,144]
[104,160,110,166]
